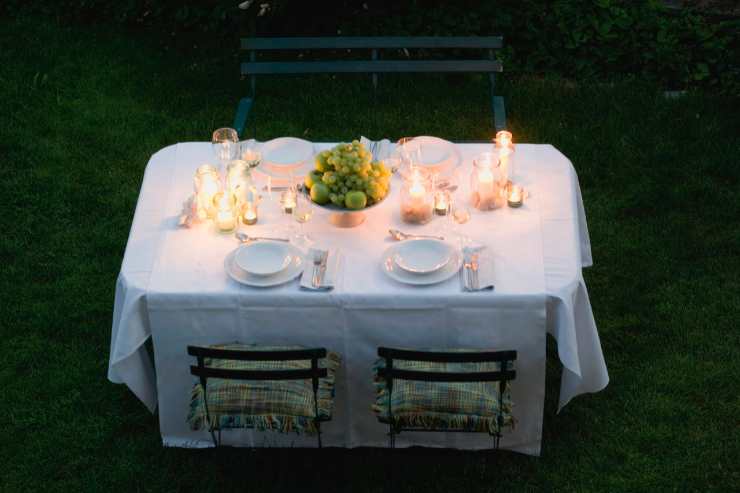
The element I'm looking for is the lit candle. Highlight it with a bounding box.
[471,153,504,210]
[507,184,523,208]
[495,131,514,185]
[214,192,237,232]
[434,191,449,216]
[281,189,297,214]
[401,169,433,224]
[242,204,258,225]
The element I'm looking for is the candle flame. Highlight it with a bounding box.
[495,130,513,148]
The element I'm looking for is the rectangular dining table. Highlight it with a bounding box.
[108,141,608,456]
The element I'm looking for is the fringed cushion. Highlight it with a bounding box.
[372,355,515,434]
[187,344,341,435]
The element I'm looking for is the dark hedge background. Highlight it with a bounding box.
[3,1,737,90]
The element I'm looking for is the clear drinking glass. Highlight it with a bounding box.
[211,128,239,176]
[239,139,262,170]
[291,191,313,248]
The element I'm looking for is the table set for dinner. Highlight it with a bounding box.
[107,130,608,456]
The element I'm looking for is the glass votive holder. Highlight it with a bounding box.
[212,192,238,233]
[470,153,505,211]
[400,168,433,224]
[507,183,524,208]
[194,164,221,219]
[281,189,297,214]
[434,190,450,216]
[242,201,258,225]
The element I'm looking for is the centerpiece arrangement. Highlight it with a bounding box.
[303,140,392,227]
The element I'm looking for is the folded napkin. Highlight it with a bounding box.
[300,248,341,291]
[461,246,495,292]
[360,136,392,162]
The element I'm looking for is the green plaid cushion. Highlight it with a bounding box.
[187,344,341,435]
[372,354,515,434]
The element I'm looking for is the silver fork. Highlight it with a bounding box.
[311,250,328,288]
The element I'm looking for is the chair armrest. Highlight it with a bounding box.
[233,97,254,138]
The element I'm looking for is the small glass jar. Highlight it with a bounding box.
[212,191,238,233]
[194,164,221,219]
[400,168,434,224]
[470,153,505,211]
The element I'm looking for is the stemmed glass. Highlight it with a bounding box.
[211,128,239,178]
[446,167,471,244]
[239,139,262,170]
[291,189,313,249]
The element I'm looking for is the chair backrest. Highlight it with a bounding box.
[376,346,517,439]
[188,345,328,383]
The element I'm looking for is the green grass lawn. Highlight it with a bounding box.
[1,16,739,493]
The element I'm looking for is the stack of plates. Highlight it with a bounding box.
[225,241,305,287]
[381,239,462,285]
[256,137,314,181]
[395,136,461,176]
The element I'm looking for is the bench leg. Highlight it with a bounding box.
[492,95,507,132]
[233,97,254,138]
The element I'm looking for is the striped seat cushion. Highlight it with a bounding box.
[188,344,341,435]
[372,356,514,434]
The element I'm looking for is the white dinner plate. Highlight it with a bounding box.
[225,242,304,287]
[235,242,292,277]
[261,137,314,173]
[392,238,453,275]
[381,242,462,286]
[394,136,461,175]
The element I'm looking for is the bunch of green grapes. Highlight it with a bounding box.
[305,140,392,209]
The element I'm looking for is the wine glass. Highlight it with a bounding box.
[211,128,239,176]
[447,168,471,244]
[291,190,313,249]
[239,139,262,170]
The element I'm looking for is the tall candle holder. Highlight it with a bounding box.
[194,164,221,220]
[494,130,515,185]
[470,153,505,211]
[400,167,434,224]
[212,191,238,233]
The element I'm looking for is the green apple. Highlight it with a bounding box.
[310,182,331,205]
[344,190,367,210]
[305,170,323,189]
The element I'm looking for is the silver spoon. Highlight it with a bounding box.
[388,229,444,241]
[235,232,289,243]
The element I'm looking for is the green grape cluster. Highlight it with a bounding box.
[308,140,392,209]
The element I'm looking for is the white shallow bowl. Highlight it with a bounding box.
[235,242,292,277]
[381,243,462,286]
[393,239,453,274]
[261,137,313,172]
[225,244,304,288]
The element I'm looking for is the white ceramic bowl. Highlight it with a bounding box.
[234,242,292,277]
[393,239,453,275]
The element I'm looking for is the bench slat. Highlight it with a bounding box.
[241,36,503,51]
[241,60,502,75]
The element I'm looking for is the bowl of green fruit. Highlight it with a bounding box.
[302,140,392,228]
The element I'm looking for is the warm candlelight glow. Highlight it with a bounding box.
[242,204,258,225]
[401,168,433,224]
[213,192,237,232]
[434,191,449,216]
[281,189,297,213]
[495,131,514,185]
[495,130,512,148]
[471,153,504,210]
[507,184,524,208]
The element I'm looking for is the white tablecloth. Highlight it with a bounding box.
[108,142,608,456]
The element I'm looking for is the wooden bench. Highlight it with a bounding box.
[234,36,507,137]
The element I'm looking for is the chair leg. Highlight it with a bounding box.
[316,421,323,449]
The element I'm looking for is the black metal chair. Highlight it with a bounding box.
[234,36,507,138]
[374,347,517,449]
[187,344,340,447]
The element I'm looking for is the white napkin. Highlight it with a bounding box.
[360,136,392,161]
[300,248,341,291]
[462,246,495,292]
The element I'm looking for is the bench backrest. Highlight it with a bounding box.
[240,36,503,91]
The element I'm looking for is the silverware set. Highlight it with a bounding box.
[462,250,480,291]
[311,249,329,288]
